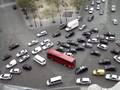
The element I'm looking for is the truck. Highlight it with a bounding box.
[65,19,79,32]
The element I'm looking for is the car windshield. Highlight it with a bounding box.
[82,78,89,82]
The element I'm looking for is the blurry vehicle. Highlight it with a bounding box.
[96,0,101,4]
[67,40,78,46]
[59,24,67,30]
[0,73,12,80]
[85,5,89,11]
[10,68,21,74]
[52,32,61,38]
[33,55,46,65]
[2,54,12,61]
[97,44,108,50]
[105,65,116,71]
[6,59,17,69]
[110,49,120,55]
[76,77,91,85]
[112,19,119,25]
[60,42,71,48]
[76,45,85,51]
[32,46,42,55]
[65,32,75,38]
[19,54,30,63]
[89,7,94,14]
[87,38,99,44]
[16,49,28,57]
[22,64,32,71]
[9,43,19,50]
[93,69,105,76]
[40,39,51,46]
[90,50,101,56]
[96,4,100,10]
[91,0,95,6]
[90,27,99,33]
[105,74,120,81]
[111,5,116,12]
[114,55,120,63]
[88,15,94,22]
[28,39,39,47]
[79,24,87,31]
[77,38,86,43]
[42,42,54,50]
[116,40,120,47]
[82,43,93,48]
[37,30,47,37]
[99,9,104,15]
[75,66,88,75]
[98,59,111,65]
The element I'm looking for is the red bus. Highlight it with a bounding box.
[47,49,76,69]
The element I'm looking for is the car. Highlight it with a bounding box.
[112,19,119,25]
[52,32,61,38]
[82,31,91,39]
[64,52,74,57]
[91,1,95,6]
[90,50,101,56]
[116,40,120,47]
[96,34,105,40]
[60,42,71,48]
[89,7,94,14]
[99,9,104,15]
[16,49,28,57]
[75,66,88,75]
[76,45,85,51]
[33,55,46,65]
[100,39,108,45]
[82,43,93,48]
[97,44,108,50]
[36,30,47,37]
[90,27,99,33]
[59,24,67,30]
[40,39,51,46]
[85,5,89,11]
[88,15,94,22]
[103,32,115,37]
[46,76,62,86]
[113,55,120,63]
[2,54,12,61]
[105,65,116,71]
[67,40,78,46]
[101,0,106,3]
[96,0,101,4]
[76,77,91,85]
[6,59,17,69]
[9,43,19,50]
[105,36,115,41]
[87,38,99,44]
[77,15,83,21]
[56,47,65,52]
[77,38,86,43]
[28,39,39,47]
[42,42,54,50]
[110,49,120,55]
[31,46,42,55]
[22,64,32,71]
[79,24,87,31]
[98,59,111,65]
[67,48,77,54]
[19,54,30,63]
[10,68,22,74]
[96,4,100,10]
[65,32,75,38]
[111,5,116,12]
[105,74,120,81]
[0,73,13,80]
[93,69,105,76]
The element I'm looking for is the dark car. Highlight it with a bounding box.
[76,45,85,51]
[60,42,71,48]
[2,54,12,61]
[98,59,111,65]
[65,32,75,38]
[105,65,116,71]
[66,48,77,54]
[22,64,32,71]
[77,38,86,43]
[67,40,78,46]
[88,15,94,22]
[82,31,91,38]
[9,43,19,50]
[12,5,17,10]
[75,66,88,75]
[110,49,120,55]
[52,32,61,38]
[104,32,115,37]
[90,27,99,34]
[115,41,120,47]
[56,47,65,52]
[59,24,67,30]
[100,39,108,45]
[90,50,101,56]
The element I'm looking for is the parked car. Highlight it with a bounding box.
[88,15,94,22]
[96,0,101,4]
[112,19,119,25]
[116,40,120,47]
[91,0,95,6]
[93,69,105,76]
[97,44,108,50]
[110,49,120,55]
[22,64,32,71]
[90,27,99,33]
[82,31,91,38]
[82,43,93,48]
[87,38,99,44]
[31,46,42,55]
[0,73,12,80]
[104,32,115,37]
[96,4,100,10]
[76,77,91,85]
[79,24,87,31]
[28,39,39,47]
[75,66,88,75]
[59,24,67,30]
[67,40,78,46]
[40,39,51,46]
[99,9,104,15]
[56,47,65,52]
[36,30,48,37]
[65,32,75,38]
[52,32,61,38]
[105,36,115,41]
[6,59,17,69]
[67,48,77,54]
[85,5,89,11]
[9,43,19,50]
[76,45,85,51]
[64,52,74,57]
[113,55,120,63]
[60,42,71,48]
[90,50,101,56]
[46,76,63,86]
[77,38,86,43]
[19,54,30,63]
[98,59,111,65]
[10,68,22,74]
[105,65,116,71]
[100,39,108,45]
[105,74,120,81]
[111,5,116,12]
[33,55,46,65]
[101,0,106,3]
[42,42,54,50]
[2,54,12,61]
[89,7,94,14]
[16,49,28,57]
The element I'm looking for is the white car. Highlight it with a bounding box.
[89,7,94,14]
[96,0,101,4]
[101,0,106,3]
[19,54,30,63]
[111,5,116,12]
[96,4,100,10]
[10,68,21,74]
[40,39,51,46]
[79,24,87,31]
[33,55,46,65]
[105,74,120,81]
[36,30,47,37]
[6,59,17,69]
[16,49,28,57]
[0,73,13,80]
[42,42,54,50]
[91,0,95,6]
[31,46,42,55]
[112,19,118,25]
[88,38,99,44]
[114,55,120,63]
[28,39,39,47]
[76,77,91,85]
[97,44,108,50]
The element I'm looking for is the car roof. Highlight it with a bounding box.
[50,76,62,82]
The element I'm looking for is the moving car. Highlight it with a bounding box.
[19,54,30,63]
[22,64,32,71]
[46,76,63,86]
[10,68,22,74]
[105,74,120,81]
[16,49,28,57]
[96,4,100,10]
[88,15,94,22]
[0,73,12,80]
[36,30,47,37]
[99,59,111,65]
[2,54,12,61]
[52,32,61,38]
[111,5,116,12]
[93,69,105,76]
[9,43,19,50]
[31,46,42,55]
[76,77,91,85]
[79,24,87,31]
[6,59,17,69]
[113,55,120,63]
[89,7,94,14]
[75,66,88,75]
[112,19,119,25]
[97,44,108,50]
[65,31,75,38]
[28,39,39,47]
[33,55,46,65]
[105,65,116,71]
[90,50,101,56]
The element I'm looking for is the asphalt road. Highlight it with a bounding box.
[0,0,120,89]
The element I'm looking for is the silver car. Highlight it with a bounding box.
[6,59,17,69]
[31,46,42,55]
[16,49,28,57]
[19,54,30,63]
[114,55,120,63]
[76,77,91,85]
[0,73,13,80]
[36,30,47,37]
[96,4,100,10]
[10,68,22,74]
[112,19,118,25]
[40,39,51,46]
[28,39,39,47]
[111,5,116,12]
[105,74,120,81]
[79,24,87,31]
[97,44,108,50]
[42,42,54,50]
[89,7,94,14]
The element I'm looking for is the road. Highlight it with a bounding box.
[0,0,120,89]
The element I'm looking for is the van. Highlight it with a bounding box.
[33,55,46,65]
[46,76,62,86]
